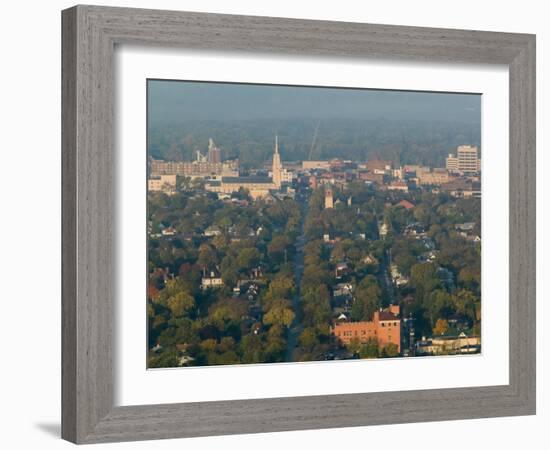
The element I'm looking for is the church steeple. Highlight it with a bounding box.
[272,135,282,189]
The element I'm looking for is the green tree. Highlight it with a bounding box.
[197,243,217,268]
[382,342,399,357]
[351,275,381,321]
[236,247,261,271]
[167,290,195,317]
[263,303,295,327]
[347,337,362,355]
[240,334,264,364]
[458,265,481,293]
[148,348,178,368]
[157,278,196,318]
[359,338,380,359]
[268,235,292,264]
[220,255,239,286]
[208,298,248,329]
[410,262,440,307]
[267,274,295,299]
[299,327,319,351]
[453,289,478,322]
[428,289,454,326]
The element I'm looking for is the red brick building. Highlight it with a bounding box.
[331,305,401,353]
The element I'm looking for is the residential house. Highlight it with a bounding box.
[201,268,224,289]
[203,225,222,237]
[396,199,415,210]
[387,181,409,192]
[415,332,480,356]
[161,227,176,236]
[335,262,349,279]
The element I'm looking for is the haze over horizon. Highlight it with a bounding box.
[148,79,481,125]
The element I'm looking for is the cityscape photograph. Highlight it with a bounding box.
[146,80,482,368]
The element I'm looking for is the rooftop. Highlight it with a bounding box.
[396,199,415,210]
[222,176,272,184]
[378,311,400,321]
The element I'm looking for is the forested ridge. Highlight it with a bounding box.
[148,118,481,168]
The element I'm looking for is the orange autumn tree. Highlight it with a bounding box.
[433,318,449,336]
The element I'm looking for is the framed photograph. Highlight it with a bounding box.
[62,5,536,444]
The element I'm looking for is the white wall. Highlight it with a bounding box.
[0,1,546,449]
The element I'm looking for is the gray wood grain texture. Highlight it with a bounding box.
[61,4,536,444]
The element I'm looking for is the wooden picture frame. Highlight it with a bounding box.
[61,5,536,444]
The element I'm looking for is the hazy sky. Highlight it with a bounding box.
[148,79,480,125]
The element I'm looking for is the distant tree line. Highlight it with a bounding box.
[148,118,481,168]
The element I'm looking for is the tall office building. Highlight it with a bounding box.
[446,145,481,173]
[457,145,480,173]
[207,138,222,164]
[445,154,459,171]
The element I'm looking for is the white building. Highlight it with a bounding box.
[302,160,331,170]
[446,145,481,174]
[148,174,177,194]
[205,136,283,199]
[201,271,224,289]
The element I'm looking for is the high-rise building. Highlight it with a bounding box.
[446,145,481,173]
[149,139,238,178]
[457,145,480,173]
[207,138,222,164]
[445,154,459,171]
[150,158,238,178]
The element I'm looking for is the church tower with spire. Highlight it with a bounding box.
[272,135,283,189]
